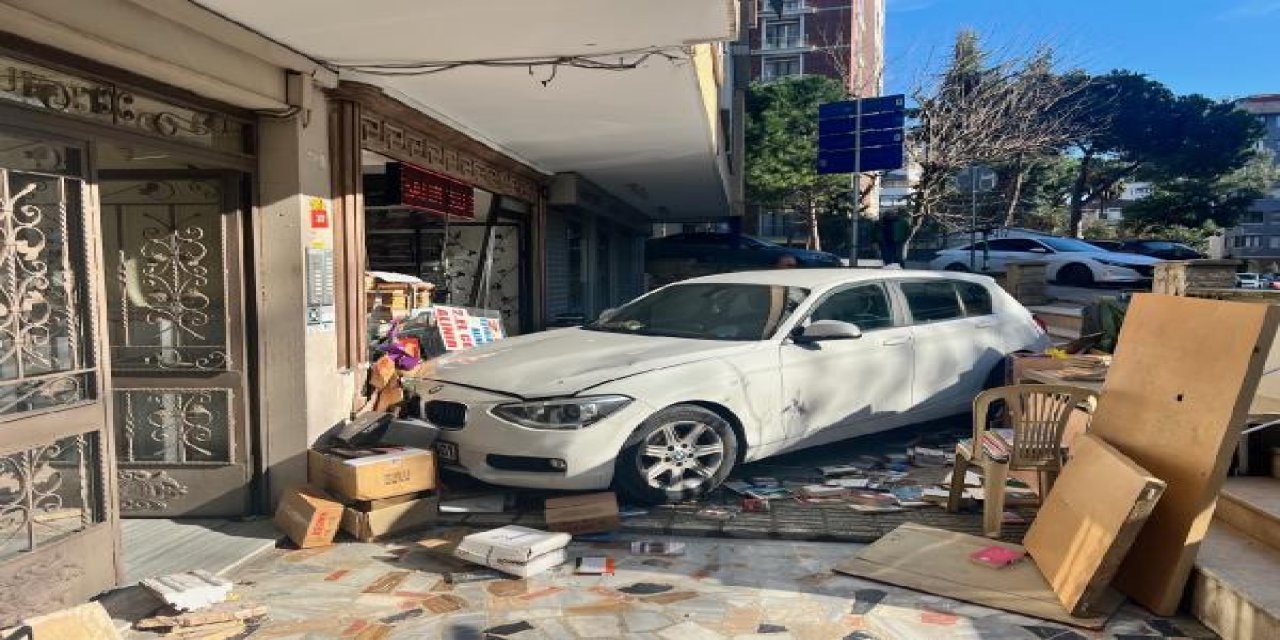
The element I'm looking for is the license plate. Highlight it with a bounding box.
[436,442,459,464]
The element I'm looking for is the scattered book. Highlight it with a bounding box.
[630,541,686,556]
[576,556,616,575]
[824,477,870,489]
[969,546,1026,568]
[800,485,847,498]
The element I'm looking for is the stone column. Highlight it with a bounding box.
[1152,259,1241,296]
[1005,261,1050,306]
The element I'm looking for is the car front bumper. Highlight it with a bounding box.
[408,380,655,491]
[1095,264,1153,283]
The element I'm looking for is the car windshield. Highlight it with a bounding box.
[585,283,810,341]
[1039,237,1104,253]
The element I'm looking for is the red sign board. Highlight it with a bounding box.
[387,162,475,220]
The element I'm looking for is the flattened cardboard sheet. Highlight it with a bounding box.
[1024,433,1165,616]
[833,523,1122,629]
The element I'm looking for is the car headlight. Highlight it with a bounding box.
[1092,258,1134,269]
[491,395,632,430]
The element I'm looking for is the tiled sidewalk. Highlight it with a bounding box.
[122,531,1214,640]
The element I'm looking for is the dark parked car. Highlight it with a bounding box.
[1087,238,1205,260]
[646,232,843,270]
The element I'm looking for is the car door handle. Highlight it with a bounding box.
[881,336,910,346]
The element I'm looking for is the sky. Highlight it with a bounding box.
[883,0,1280,100]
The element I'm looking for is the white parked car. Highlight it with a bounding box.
[1237,273,1262,289]
[929,236,1162,286]
[417,270,1049,504]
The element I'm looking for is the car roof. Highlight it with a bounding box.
[677,268,996,289]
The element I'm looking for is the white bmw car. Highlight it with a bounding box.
[929,236,1162,286]
[415,270,1049,504]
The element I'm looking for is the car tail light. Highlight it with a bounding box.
[1032,314,1048,334]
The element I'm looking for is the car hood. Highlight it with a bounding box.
[427,327,759,398]
[1083,251,1162,265]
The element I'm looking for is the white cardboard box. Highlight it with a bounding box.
[453,525,571,577]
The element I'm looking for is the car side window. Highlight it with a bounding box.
[808,284,894,330]
[901,281,964,323]
[986,239,1023,251]
[956,281,994,316]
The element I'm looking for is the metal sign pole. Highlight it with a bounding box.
[849,14,864,268]
[969,170,978,270]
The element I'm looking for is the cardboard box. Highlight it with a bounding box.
[1006,352,1067,385]
[454,526,571,577]
[1024,433,1166,616]
[341,493,440,542]
[308,446,436,501]
[544,492,620,535]
[274,485,343,549]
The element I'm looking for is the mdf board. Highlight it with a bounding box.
[1089,294,1280,615]
[833,523,1122,629]
[1024,433,1166,616]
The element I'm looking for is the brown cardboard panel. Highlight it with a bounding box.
[274,485,343,549]
[22,602,120,640]
[308,447,437,501]
[341,494,440,542]
[1024,433,1166,616]
[833,523,1121,629]
[1088,294,1280,615]
[545,492,620,535]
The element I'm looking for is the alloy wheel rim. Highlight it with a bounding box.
[638,419,725,491]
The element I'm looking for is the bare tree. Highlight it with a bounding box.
[905,31,1087,250]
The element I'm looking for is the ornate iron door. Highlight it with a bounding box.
[100,172,251,517]
[0,128,118,624]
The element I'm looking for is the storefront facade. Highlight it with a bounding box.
[0,35,272,621]
[327,82,548,362]
[547,173,649,323]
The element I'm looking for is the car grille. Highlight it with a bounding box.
[424,401,468,430]
[1131,265,1154,277]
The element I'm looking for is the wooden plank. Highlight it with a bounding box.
[1024,433,1166,616]
[832,523,1122,629]
[1088,294,1280,615]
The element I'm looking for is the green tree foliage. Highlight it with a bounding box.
[1062,71,1264,236]
[1124,151,1278,232]
[906,31,1081,247]
[744,75,851,250]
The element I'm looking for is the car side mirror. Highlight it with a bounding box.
[793,320,863,344]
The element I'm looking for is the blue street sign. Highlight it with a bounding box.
[818,94,906,119]
[817,146,905,174]
[818,129,904,152]
[817,110,906,136]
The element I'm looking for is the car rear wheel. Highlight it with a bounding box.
[1059,263,1095,287]
[614,404,738,505]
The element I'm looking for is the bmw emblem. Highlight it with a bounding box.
[427,384,444,395]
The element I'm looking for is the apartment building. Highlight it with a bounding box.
[1225,95,1280,270]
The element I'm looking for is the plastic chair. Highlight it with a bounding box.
[946,384,1099,538]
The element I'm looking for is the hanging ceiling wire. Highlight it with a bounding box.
[330,47,690,86]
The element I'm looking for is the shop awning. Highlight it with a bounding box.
[193,0,737,221]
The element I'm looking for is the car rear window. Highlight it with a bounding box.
[956,282,993,316]
[901,281,964,323]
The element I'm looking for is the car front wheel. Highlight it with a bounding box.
[614,404,739,505]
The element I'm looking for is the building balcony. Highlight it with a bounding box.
[756,37,812,52]
[759,0,818,15]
